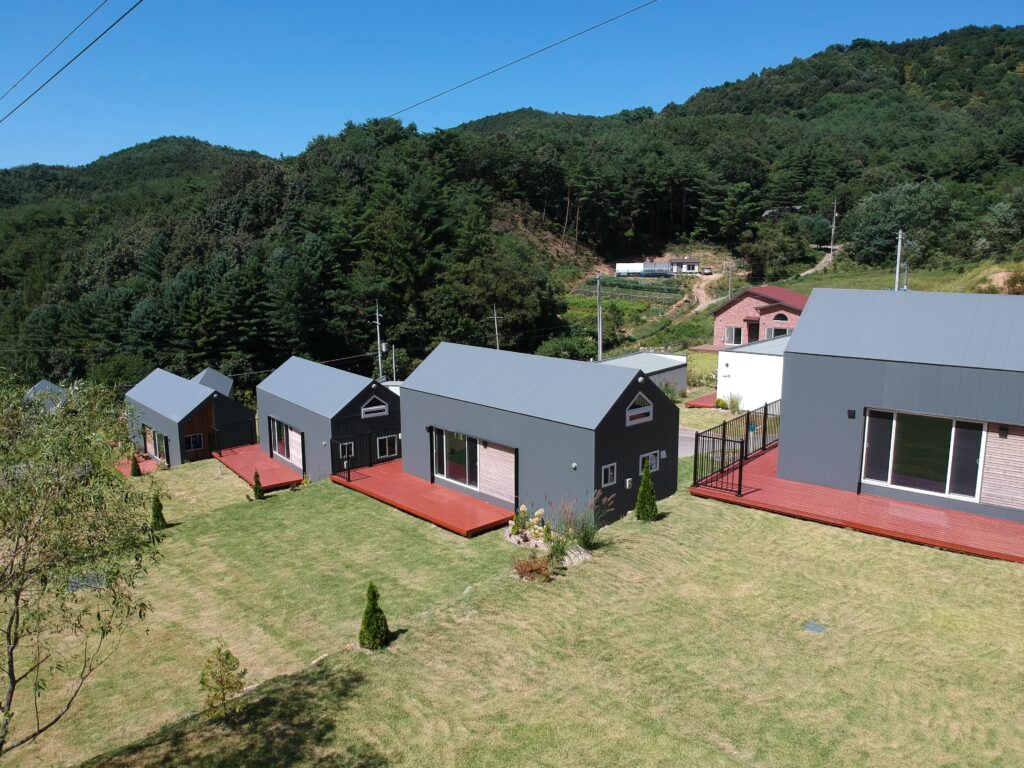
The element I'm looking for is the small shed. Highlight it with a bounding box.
[669,258,700,275]
[599,351,688,395]
[716,335,788,410]
[401,343,679,525]
[25,379,67,412]
[256,356,401,481]
[779,288,1024,523]
[126,368,255,466]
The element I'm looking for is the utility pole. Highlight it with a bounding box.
[902,261,909,291]
[373,299,384,380]
[491,304,503,350]
[392,345,397,380]
[596,273,603,362]
[828,198,838,266]
[727,263,733,299]
[894,230,904,292]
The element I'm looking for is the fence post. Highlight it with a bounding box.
[718,430,726,480]
[692,433,700,487]
[737,440,745,496]
[761,403,768,452]
[744,410,751,456]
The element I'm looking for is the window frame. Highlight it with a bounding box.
[270,417,290,460]
[360,395,389,419]
[724,326,742,345]
[860,409,987,501]
[338,441,355,460]
[183,433,204,452]
[639,451,660,474]
[433,428,480,489]
[377,434,399,460]
[625,392,654,426]
[768,327,789,339]
[601,462,617,488]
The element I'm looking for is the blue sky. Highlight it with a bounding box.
[1,0,1022,168]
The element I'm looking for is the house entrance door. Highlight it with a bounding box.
[746,322,760,343]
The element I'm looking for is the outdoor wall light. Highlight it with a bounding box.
[999,425,1009,439]
[625,478,633,490]
[638,376,645,383]
[660,450,667,459]
[571,462,578,470]
[847,410,856,419]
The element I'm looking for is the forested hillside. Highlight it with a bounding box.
[1,24,1022,386]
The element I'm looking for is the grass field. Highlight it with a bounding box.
[13,458,1023,767]
[783,261,1016,295]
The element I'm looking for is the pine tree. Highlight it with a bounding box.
[198,640,247,718]
[150,494,167,531]
[635,458,659,521]
[358,582,390,650]
[252,469,264,500]
[129,453,141,477]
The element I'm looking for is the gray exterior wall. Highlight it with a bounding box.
[647,365,687,395]
[257,382,401,482]
[778,352,1024,522]
[594,377,679,521]
[401,388,595,526]
[127,398,185,466]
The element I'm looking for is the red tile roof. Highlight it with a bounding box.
[747,285,808,310]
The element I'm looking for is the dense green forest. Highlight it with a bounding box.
[1,24,1022,386]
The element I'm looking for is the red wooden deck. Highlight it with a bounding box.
[685,392,720,409]
[690,343,727,353]
[215,444,303,491]
[115,454,161,477]
[691,447,1024,564]
[331,460,512,537]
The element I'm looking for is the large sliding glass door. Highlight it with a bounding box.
[433,429,479,489]
[861,409,984,500]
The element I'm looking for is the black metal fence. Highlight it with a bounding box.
[692,399,781,496]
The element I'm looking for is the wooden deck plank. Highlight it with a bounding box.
[215,444,303,491]
[331,461,512,537]
[691,448,1024,564]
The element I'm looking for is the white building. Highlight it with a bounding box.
[716,335,788,410]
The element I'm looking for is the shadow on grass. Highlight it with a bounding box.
[82,662,387,768]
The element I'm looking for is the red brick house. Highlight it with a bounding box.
[708,285,808,350]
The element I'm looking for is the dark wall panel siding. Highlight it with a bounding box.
[779,352,1024,518]
[595,377,680,521]
[401,388,594,526]
[332,383,403,468]
[212,397,256,451]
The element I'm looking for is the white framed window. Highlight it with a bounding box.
[361,395,389,419]
[625,393,653,426]
[601,462,617,488]
[183,433,203,452]
[338,441,355,459]
[861,409,986,501]
[270,417,289,459]
[377,434,399,460]
[639,451,660,474]
[769,327,789,338]
[724,326,742,345]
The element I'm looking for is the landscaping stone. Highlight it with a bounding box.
[562,545,592,567]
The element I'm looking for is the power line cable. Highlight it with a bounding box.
[0,0,146,127]
[386,0,660,118]
[0,0,110,105]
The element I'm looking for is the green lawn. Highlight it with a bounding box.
[9,461,510,768]
[29,460,1022,768]
[783,261,1014,295]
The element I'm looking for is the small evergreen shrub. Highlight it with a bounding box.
[635,458,659,521]
[129,454,141,477]
[359,582,390,650]
[714,398,728,410]
[199,640,247,718]
[150,494,167,531]
[660,381,679,401]
[727,393,742,413]
[252,469,264,500]
[547,534,569,566]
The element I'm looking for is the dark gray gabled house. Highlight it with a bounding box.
[25,379,68,412]
[125,368,255,467]
[401,343,679,525]
[779,289,1024,523]
[256,356,401,482]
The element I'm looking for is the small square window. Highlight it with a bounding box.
[183,433,203,451]
[639,451,659,474]
[601,463,617,488]
[377,434,399,459]
[339,441,355,459]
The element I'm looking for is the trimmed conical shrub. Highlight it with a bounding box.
[129,454,141,477]
[252,469,264,500]
[150,494,167,531]
[635,458,658,522]
[359,582,390,650]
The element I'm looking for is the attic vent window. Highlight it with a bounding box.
[773,313,788,321]
[361,396,389,419]
[625,393,653,426]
